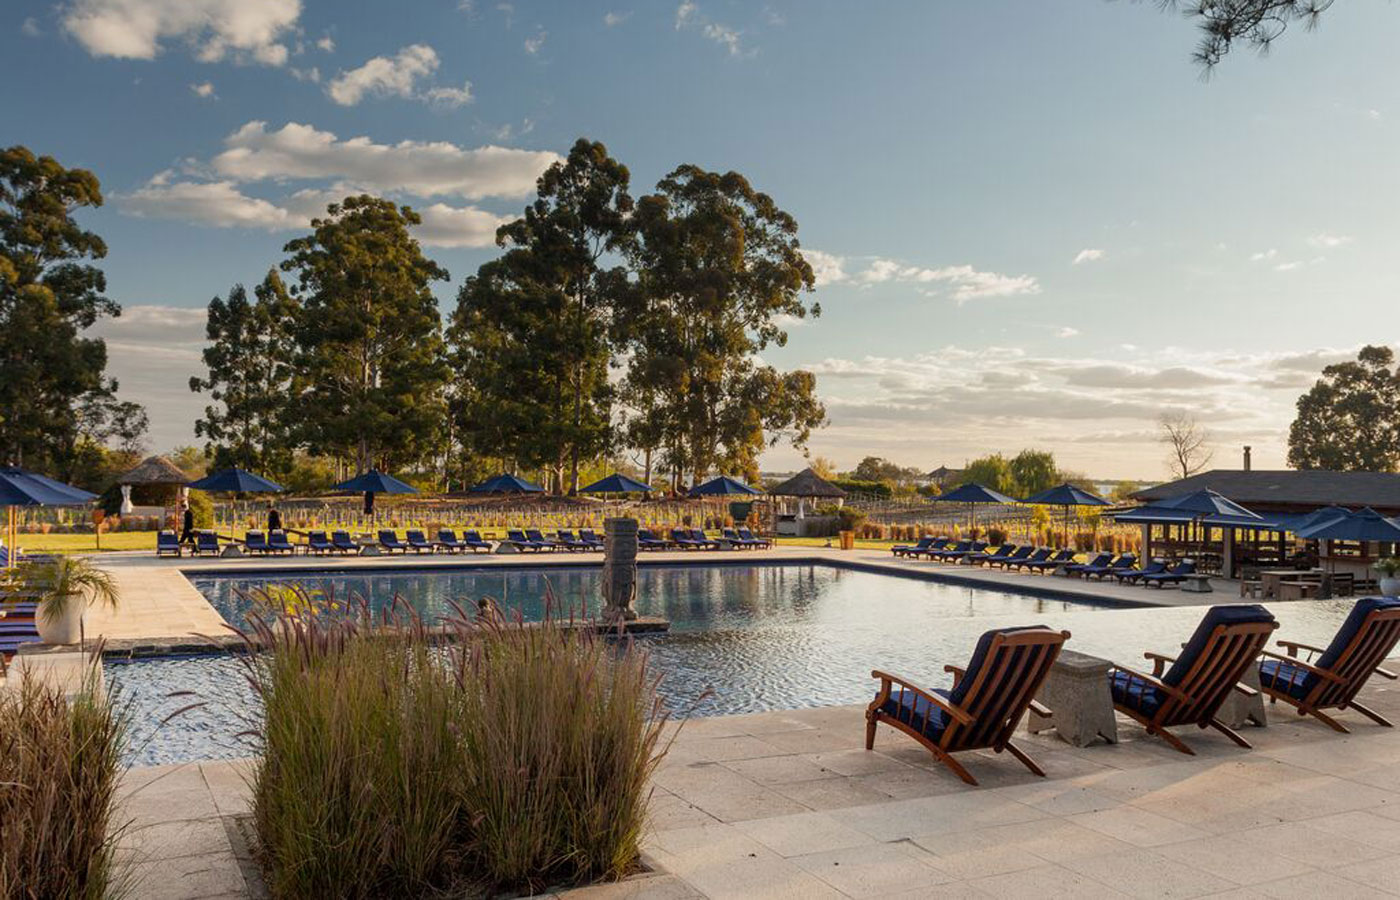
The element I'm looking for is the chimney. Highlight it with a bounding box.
[1243,446,1252,472]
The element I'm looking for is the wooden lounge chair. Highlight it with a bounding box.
[1258,597,1400,732]
[637,529,671,550]
[156,530,182,557]
[1081,554,1137,581]
[268,530,296,555]
[1108,604,1279,754]
[331,531,358,554]
[985,546,1033,569]
[526,528,561,551]
[461,530,494,553]
[555,530,591,552]
[968,544,1017,566]
[1116,559,1166,584]
[434,529,466,553]
[244,530,270,555]
[866,625,1071,786]
[1065,553,1112,577]
[578,528,605,550]
[194,532,220,556]
[670,528,704,550]
[1140,559,1196,588]
[1018,548,1074,573]
[927,540,972,562]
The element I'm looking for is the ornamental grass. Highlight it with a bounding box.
[235,587,672,898]
[0,661,131,900]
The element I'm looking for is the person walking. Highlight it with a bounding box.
[179,504,196,545]
[267,503,282,533]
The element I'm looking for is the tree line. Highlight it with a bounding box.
[190,139,826,493]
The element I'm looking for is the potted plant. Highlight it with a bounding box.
[26,556,120,645]
[1376,558,1400,598]
[835,507,865,550]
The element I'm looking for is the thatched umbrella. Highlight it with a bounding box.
[767,467,847,531]
[116,455,191,513]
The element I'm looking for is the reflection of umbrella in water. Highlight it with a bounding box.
[331,469,418,517]
[1022,483,1110,548]
[931,482,1018,533]
[0,467,98,569]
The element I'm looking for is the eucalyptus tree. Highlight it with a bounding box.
[189,270,300,474]
[622,165,825,486]
[449,139,632,493]
[281,196,451,473]
[0,145,142,473]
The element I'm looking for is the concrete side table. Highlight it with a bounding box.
[1181,574,1214,593]
[1216,662,1268,729]
[1027,649,1119,747]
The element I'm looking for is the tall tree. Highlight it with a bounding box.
[448,139,631,493]
[189,270,299,474]
[1008,449,1059,497]
[0,146,142,472]
[1159,411,1214,480]
[281,196,450,472]
[623,165,824,486]
[1153,0,1335,66]
[958,454,1017,496]
[1287,345,1400,471]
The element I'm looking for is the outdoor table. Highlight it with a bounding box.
[1259,568,1323,599]
[1027,649,1118,747]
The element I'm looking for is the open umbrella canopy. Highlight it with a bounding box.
[932,482,1018,505]
[1021,483,1109,507]
[1151,488,1261,520]
[1294,505,1353,532]
[186,468,284,493]
[1111,507,1266,528]
[690,475,761,497]
[1294,507,1400,543]
[471,473,545,494]
[0,467,97,506]
[579,473,653,494]
[331,469,418,495]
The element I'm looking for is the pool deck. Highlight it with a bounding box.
[116,664,1400,899]
[75,545,1232,650]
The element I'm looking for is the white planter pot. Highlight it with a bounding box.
[1380,577,1400,598]
[34,595,83,645]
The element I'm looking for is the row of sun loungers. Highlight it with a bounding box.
[156,526,772,557]
[867,596,1400,785]
[890,539,1203,588]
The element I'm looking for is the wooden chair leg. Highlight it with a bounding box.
[1003,740,1047,778]
[1150,725,1196,756]
[930,746,978,786]
[1208,719,1253,749]
[1345,701,1393,728]
[865,712,878,750]
[1306,707,1351,734]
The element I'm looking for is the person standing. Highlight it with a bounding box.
[179,504,196,545]
[267,503,282,533]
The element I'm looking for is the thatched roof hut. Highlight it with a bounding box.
[117,455,191,486]
[768,468,846,499]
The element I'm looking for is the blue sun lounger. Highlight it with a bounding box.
[306,531,334,554]
[555,530,591,552]
[1064,553,1112,577]
[434,529,466,553]
[378,530,409,554]
[403,529,433,553]
[988,546,1035,569]
[969,545,1017,566]
[1017,549,1074,572]
[1080,554,1137,581]
[268,530,295,555]
[526,528,561,551]
[638,529,670,550]
[737,527,771,549]
[505,529,548,552]
[331,531,359,554]
[578,528,605,550]
[1140,560,1197,588]
[462,530,494,553]
[893,536,937,558]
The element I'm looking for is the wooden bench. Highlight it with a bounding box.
[1277,580,1320,602]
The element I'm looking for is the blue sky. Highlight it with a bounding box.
[6,0,1399,478]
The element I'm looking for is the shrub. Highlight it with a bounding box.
[239,591,671,898]
[986,527,1007,546]
[0,663,130,900]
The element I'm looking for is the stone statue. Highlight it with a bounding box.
[601,517,639,624]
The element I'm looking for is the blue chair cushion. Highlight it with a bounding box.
[1258,658,1313,700]
[1315,597,1400,672]
[1163,604,1275,688]
[948,625,1051,706]
[877,688,952,741]
[1109,670,1166,716]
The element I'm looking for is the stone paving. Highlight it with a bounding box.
[116,668,1400,899]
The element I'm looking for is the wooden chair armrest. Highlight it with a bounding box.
[1143,651,1176,676]
[1028,698,1052,718]
[944,664,967,688]
[1109,664,1191,702]
[1259,650,1346,684]
[1372,666,1399,681]
[1276,639,1326,660]
[870,670,975,725]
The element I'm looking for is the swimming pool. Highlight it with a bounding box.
[106,562,1360,766]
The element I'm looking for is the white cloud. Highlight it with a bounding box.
[1072,248,1104,265]
[603,11,631,26]
[413,203,509,247]
[855,257,1040,302]
[62,0,300,66]
[327,44,443,106]
[1274,261,1303,272]
[315,34,334,52]
[1249,248,1277,262]
[523,28,546,54]
[190,81,216,98]
[1308,232,1352,248]
[1057,327,1079,338]
[675,1,748,56]
[481,118,535,142]
[289,66,320,82]
[22,17,42,37]
[423,81,474,108]
[210,121,559,199]
[1367,109,1382,121]
[801,250,847,287]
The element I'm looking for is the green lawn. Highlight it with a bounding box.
[12,532,156,554]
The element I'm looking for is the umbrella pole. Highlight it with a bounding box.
[6,506,13,571]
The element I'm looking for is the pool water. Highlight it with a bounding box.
[106,563,1361,766]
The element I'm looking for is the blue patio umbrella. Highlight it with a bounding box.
[1022,483,1110,546]
[1,467,98,569]
[580,473,654,495]
[331,469,418,516]
[187,468,284,493]
[1294,507,1400,543]
[1293,505,1353,533]
[471,473,545,494]
[1121,489,1261,567]
[690,476,761,497]
[931,482,1019,532]
[1152,488,1261,521]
